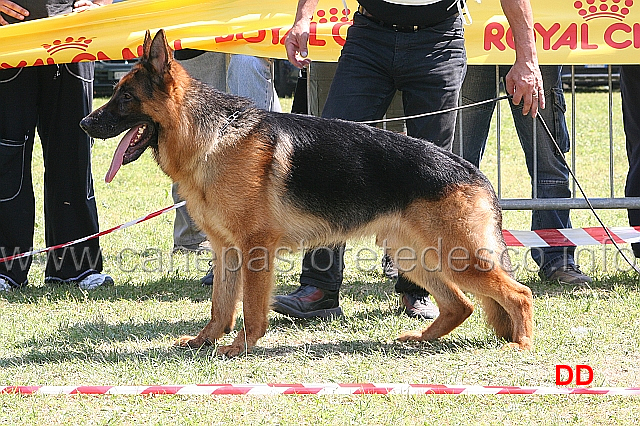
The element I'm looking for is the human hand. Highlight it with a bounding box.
[285,19,312,69]
[73,0,101,12]
[0,0,29,25]
[504,59,545,117]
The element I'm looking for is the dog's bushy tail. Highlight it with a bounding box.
[480,242,516,341]
[479,295,513,341]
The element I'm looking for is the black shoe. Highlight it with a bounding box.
[540,264,592,285]
[200,268,213,286]
[400,293,439,320]
[272,285,343,319]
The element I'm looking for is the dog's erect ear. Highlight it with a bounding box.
[147,29,173,75]
[142,30,152,60]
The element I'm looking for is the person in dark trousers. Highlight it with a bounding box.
[621,65,640,257]
[272,0,544,320]
[0,0,113,292]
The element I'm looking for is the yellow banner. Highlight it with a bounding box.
[466,0,640,64]
[0,0,638,67]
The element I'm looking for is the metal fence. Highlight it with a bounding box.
[470,65,638,211]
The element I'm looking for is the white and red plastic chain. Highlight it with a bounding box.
[0,201,185,264]
[2,201,640,265]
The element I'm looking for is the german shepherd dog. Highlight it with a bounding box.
[81,30,533,357]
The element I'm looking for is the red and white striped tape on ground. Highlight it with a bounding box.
[2,384,640,395]
[2,201,640,265]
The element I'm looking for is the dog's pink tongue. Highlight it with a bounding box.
[105,126,140,183]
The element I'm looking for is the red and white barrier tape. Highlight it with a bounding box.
[502,226,640,248]
[0,201,185,264]
[2,200,640,265]
[2,383,639,395]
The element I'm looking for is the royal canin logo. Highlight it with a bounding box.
[574,0,633,21]
[42,37,93,55]
[315,7,351,23]
[483,0,639,52]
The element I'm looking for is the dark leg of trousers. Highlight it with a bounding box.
[0,67,37,285]
[0,63,102,285]
[621,66,640,255]
[41,63,103,280]
[300,14,465,294]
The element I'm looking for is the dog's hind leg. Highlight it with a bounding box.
[477,295,512,342]
[468,268,534,350]
[175,238,243,349]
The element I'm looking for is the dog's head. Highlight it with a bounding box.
[80,29,176,182]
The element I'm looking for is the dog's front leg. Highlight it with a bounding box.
[175,241,243,349]
[215,242,276,358]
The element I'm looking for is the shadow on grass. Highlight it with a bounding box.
[0,317,205,366]
[2,335,496,368]
[255,335,499,359]
[1,304,500,366]
[1,276,211,305]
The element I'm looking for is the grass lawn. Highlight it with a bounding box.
[1,91,639,424]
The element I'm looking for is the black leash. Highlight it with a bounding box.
[536,112,640,274]
[359,94,512,125]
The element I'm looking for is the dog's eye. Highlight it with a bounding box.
[122,92,132,101]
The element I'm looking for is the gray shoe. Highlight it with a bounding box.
[78,273,114,290]
[173,241,211,254]
[381,254,398,280]
[541,265,592,285]
[0,277,11,292]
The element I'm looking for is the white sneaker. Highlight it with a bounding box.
[78,273,114,290]
[0,277,11,292]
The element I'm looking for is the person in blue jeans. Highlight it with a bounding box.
[620,65,640,257]
[172,50,228,253]
[227,55,281,113]
[455,65,591,284]
[273,0,544,319]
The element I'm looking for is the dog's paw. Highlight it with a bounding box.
[501,341,533,351]
[215,344,250,358]
[396,330,424,342]
[174,335,209,348]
